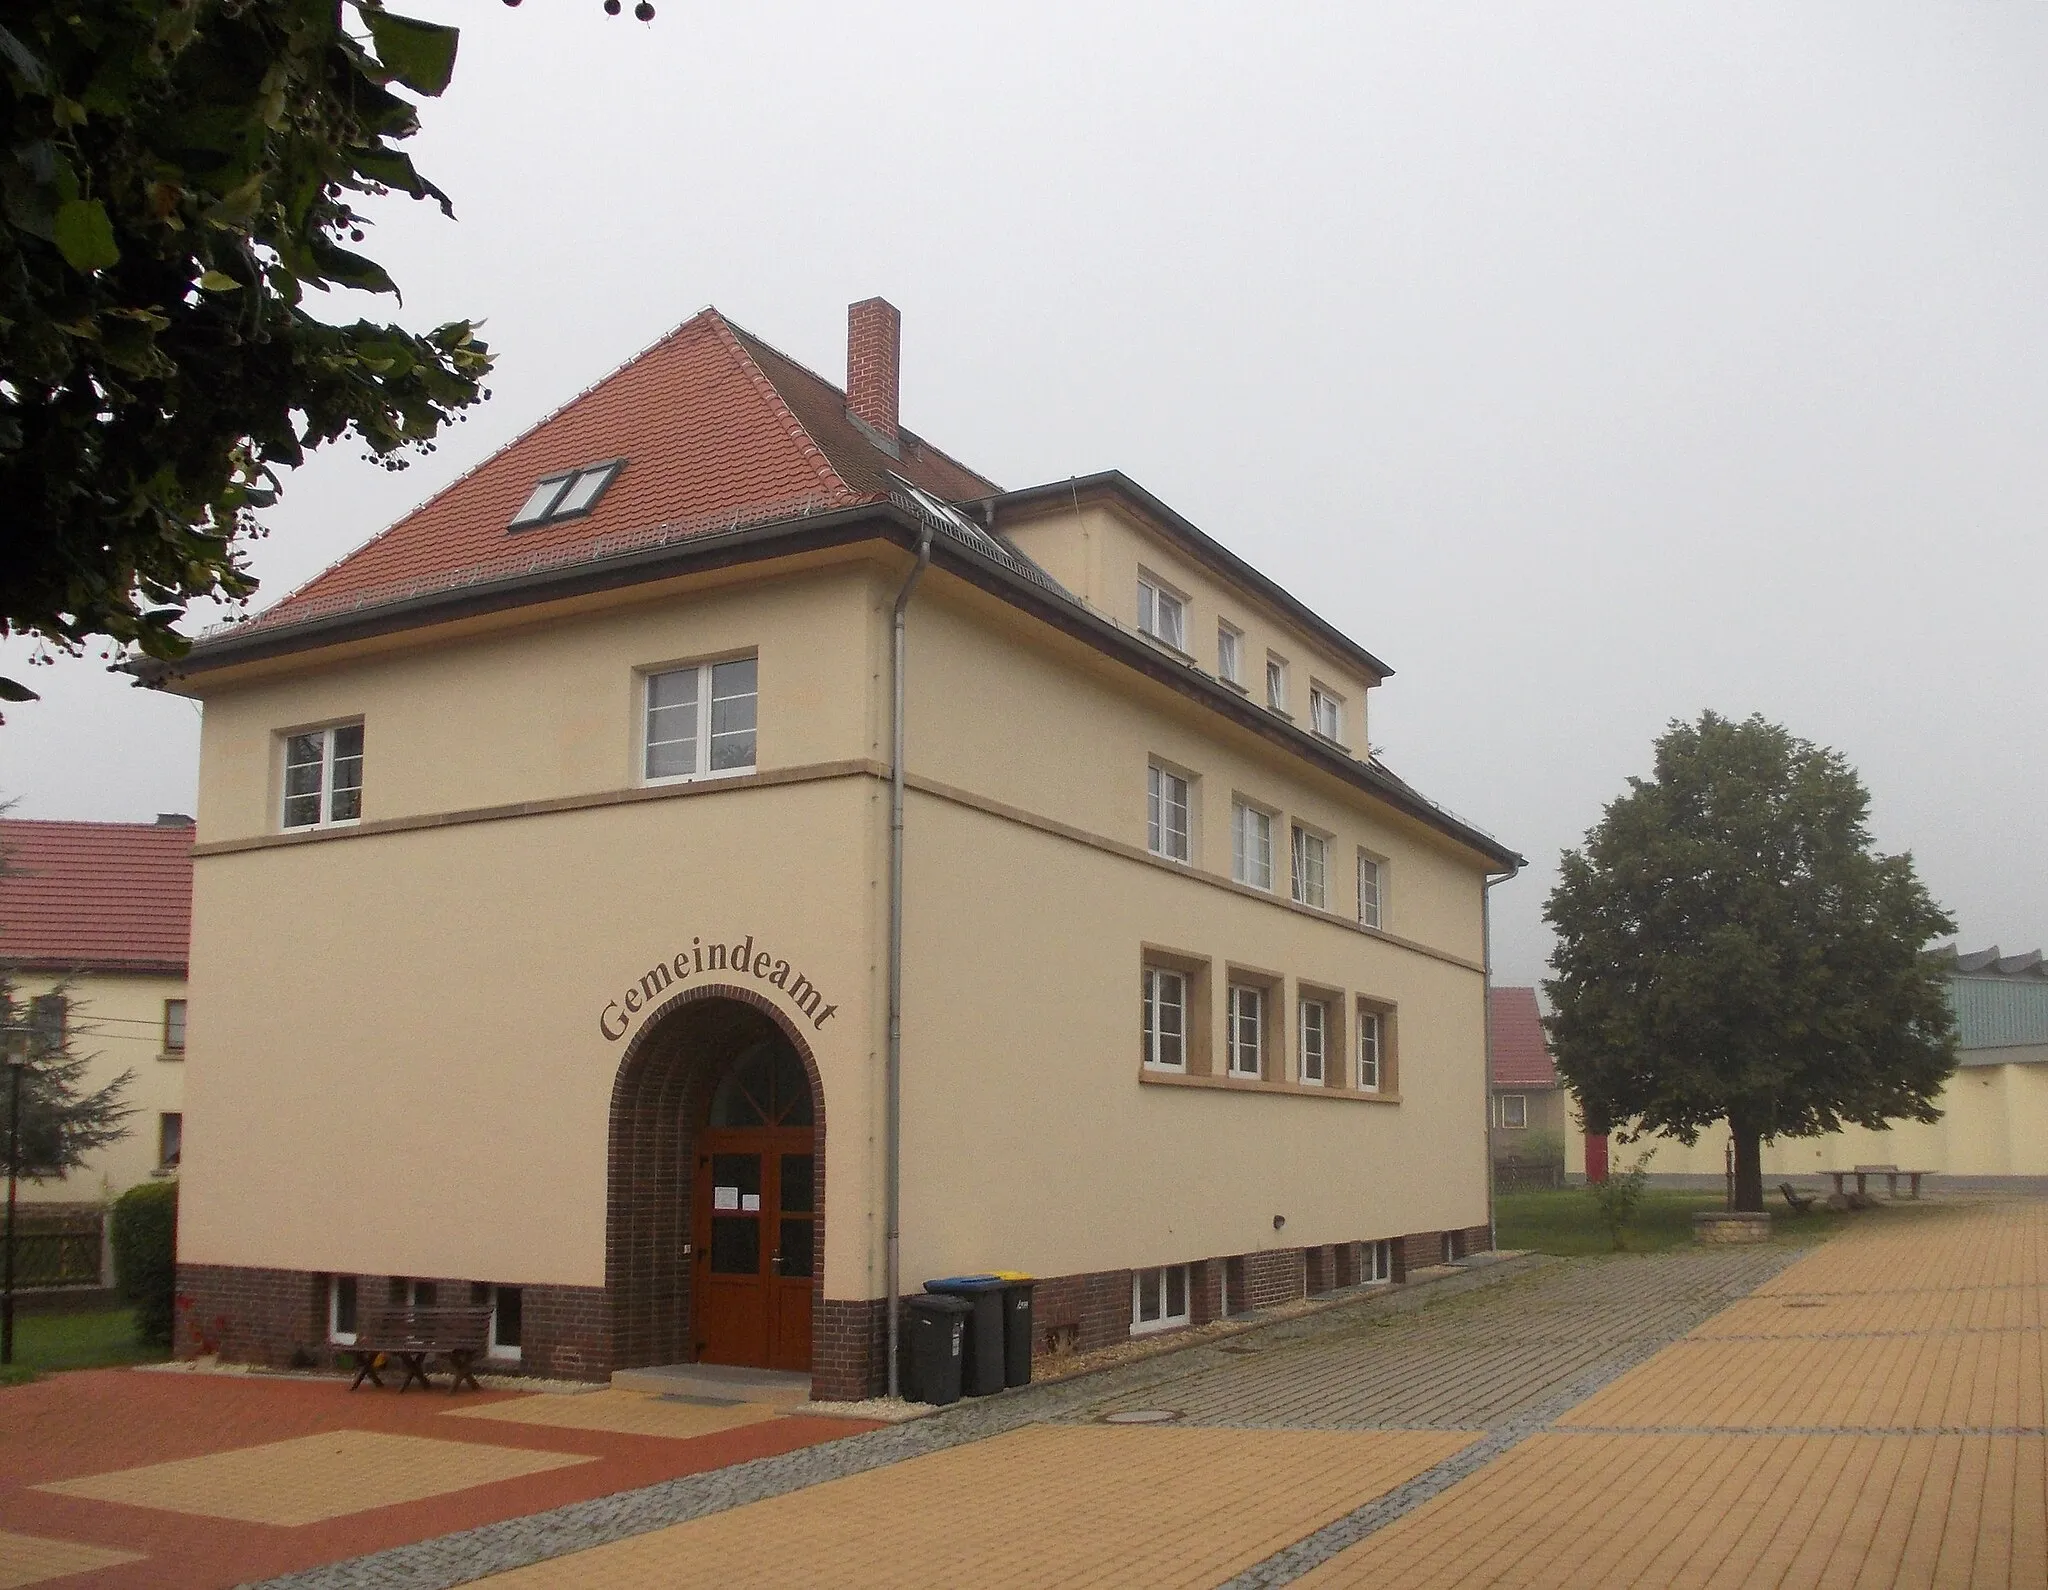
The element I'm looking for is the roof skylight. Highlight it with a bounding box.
[509,459,625,530]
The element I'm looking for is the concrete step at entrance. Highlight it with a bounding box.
[610,1363,812,1405]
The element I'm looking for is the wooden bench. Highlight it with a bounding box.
[1778,1182,1816,1214]
[1823,1165,1935,1201]
[345,1305,493,1394]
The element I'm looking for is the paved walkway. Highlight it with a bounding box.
[6,1200,2041,1588]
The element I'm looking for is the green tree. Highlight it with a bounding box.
[1,981,134,1177]
[0,1,491,707]
[1543,711,1957,1212]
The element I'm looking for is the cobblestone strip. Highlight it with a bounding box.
[1212,1243,1814,1590]
[247,1257,1546,1590]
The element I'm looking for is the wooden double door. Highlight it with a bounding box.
[693,1126,815,1370]
[691,1031,816,1372]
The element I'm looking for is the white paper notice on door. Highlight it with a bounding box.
[713,1186,740,1211]
[741,1193,761,1212]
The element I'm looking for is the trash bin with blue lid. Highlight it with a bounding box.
[905,1293,973,1405]
[990,1271,1037,1388]
[923,1275,1006,1397]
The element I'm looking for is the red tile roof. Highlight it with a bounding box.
[1490,986,1560,1089]
[246,308,999,633]
[0,819,194,975]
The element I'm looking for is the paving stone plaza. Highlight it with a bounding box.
[3,1197,2043,1588]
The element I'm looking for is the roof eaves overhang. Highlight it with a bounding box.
[137,495,1522,871]
[971,471,1397,685]
[0,957,188,979]
[133,500,905,684]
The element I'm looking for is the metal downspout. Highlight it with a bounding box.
[1481,864,1521,1253]
[886,525,932,1400]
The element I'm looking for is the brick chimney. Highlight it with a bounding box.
[846,297,901,443]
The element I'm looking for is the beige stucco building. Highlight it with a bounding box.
[1568,948,2048,1184]
[0,818,193,1208]
[151,300,1521,1396]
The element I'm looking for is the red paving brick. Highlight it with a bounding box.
[0,1368,876,1589]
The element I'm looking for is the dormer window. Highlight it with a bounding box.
[508,460,625,530]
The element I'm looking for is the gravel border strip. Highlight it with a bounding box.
[245,1255,1547,1590]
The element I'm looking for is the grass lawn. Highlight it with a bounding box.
[0,1306,167,1384]
[1497,1187,1849,1255]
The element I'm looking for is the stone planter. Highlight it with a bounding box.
[1692,1210,1773,1245]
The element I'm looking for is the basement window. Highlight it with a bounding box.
[1131,1265,1190,1335]
[508,459,625,529]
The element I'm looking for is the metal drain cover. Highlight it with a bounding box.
[1102,1409,1182,1424]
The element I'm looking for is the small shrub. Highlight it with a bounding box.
[1587,1148,1655,1251]
[110,1180,177,1346]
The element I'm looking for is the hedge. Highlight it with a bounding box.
[111,1179,177,1347]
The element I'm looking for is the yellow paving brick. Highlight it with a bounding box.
[446,1389,781,1441]
[1697,1285,2046,1338]
[35,1430,593,1527]
[1295,1433,2048,1590]
[0,1531,145,1589]
[1755,1201,2048,1298]
[478,1425,1475,1589]
[1560,1328,2045,1430]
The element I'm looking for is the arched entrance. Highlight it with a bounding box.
[606,990,823,1374]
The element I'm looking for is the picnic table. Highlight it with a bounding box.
[344,1304,493,1393]
[1823,1164,1934,1200]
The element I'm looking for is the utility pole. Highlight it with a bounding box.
[3,1026,28,1366]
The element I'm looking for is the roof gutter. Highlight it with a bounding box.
[144,496,1522,870]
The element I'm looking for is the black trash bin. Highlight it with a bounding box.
[924,1275,1006,1397]
[906,1293,972,1405]
[992,1272,1036,1388]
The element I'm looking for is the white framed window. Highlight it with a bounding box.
[1227,985,1265,1078]
[328,1275,359,1345]
[1147,765,1190,862]
[1310,685,1344,742]
[1363,1239,1393,1284]
[644,655,757,782]
[282,722,364,829]
[1358,1010,1383,1092]
[1142,968,1187,1072]
[1131,1265,1190,1334]
[1217,622,1243,684]
[162,999,186,1055]
[1358,853,1385,930]
[1498,1093,1528,1129]
[1137,574,1187,652]
[1266,655,1289,712]
[1232,800,1274,890]
[508,459,625,529]
[1291,826,1328,909]
[1298,998,1329,1085]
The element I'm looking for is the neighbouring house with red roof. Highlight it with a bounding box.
[0,817,195,1205]
[1488,987,1568,1188]
[143,299,1521,1396]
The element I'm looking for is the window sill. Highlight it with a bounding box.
[1218,676,1250,695]
[1266,706,1294,721]
[1311,730,1350,754]
[1137,631,1198,665]
[1129,1318,1190,1338]
[156,1051,185,1064]
[641,765,758,790]
[1139,1070,1400,1104]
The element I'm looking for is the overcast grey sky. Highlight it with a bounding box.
[6,1,2045,987]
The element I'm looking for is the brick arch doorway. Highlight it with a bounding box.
[606,988,824,1375]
